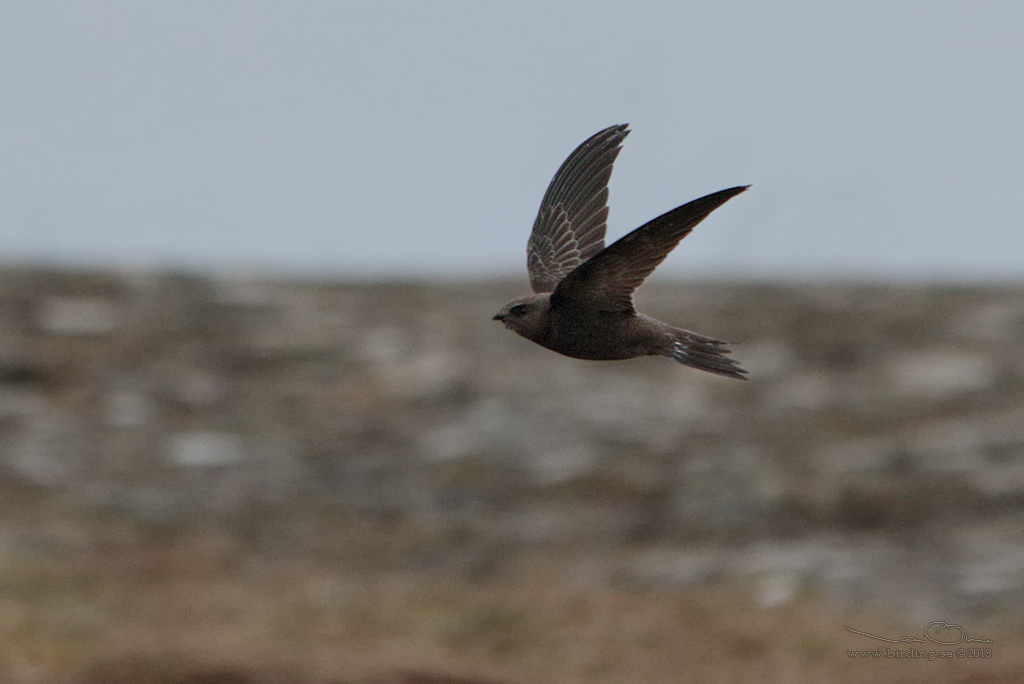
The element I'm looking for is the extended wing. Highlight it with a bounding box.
[527,124,629,293]
[553,186,749,312]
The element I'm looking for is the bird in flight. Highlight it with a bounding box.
[493,124,749,380]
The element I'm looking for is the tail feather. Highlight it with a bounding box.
[665,330,748,380]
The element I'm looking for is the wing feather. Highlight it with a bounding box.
[553,186,749,312]
[527,124,630,293]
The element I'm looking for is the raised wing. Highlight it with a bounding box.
[553,186,749,312]
[527,124,630,293]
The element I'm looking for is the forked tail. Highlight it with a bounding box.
[664,329,748,380]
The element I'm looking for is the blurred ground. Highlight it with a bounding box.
[0,268,1022,683]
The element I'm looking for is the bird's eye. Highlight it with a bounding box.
[510,304,529,317]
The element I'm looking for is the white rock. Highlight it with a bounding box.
[357,326,406,363]
[419,422,483,462]
[739,340,796,378]
[166,431,245,468]
[528,445,595,485]
[887,351,996,398]
[757,572,801,607]
[37,297,119,335]
[624,547,724,587]
[4,409,84,487]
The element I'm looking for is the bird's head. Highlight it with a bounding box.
[492,293,551,342]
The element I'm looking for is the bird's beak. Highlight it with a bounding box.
[492,313,505,322]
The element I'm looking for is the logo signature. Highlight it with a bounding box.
[845,621,992,646]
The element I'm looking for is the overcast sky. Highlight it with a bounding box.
[2,2,1022,281]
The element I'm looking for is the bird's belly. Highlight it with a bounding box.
[552,344,637,361]
[540,316,647,360]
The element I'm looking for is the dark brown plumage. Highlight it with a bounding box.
[493,124,749,380]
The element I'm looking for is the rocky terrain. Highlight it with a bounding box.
[0,267,1022,681]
